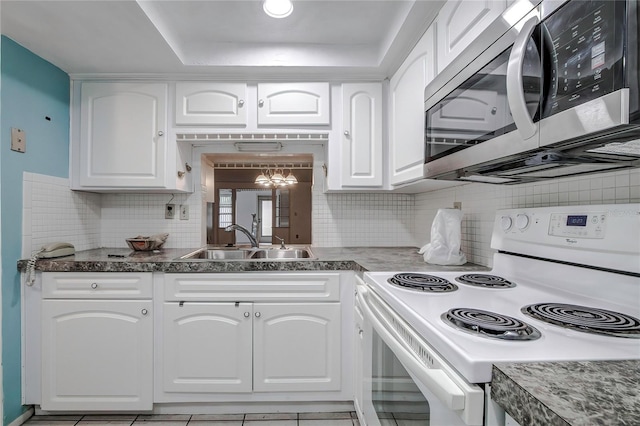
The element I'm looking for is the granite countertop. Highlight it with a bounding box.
[18,246,488,274]
[492,360,640,426]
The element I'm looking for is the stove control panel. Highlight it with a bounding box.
[548,212,606,239]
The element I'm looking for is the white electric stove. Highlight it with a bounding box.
[357,204,640,426]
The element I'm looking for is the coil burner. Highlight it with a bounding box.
[387,273,458,293]
[455,274,516,288]
[522,303,640,339]
[442,308,541,341]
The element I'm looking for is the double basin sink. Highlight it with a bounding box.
[178,247,316,260]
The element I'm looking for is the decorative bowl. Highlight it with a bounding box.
[126,233,169,251]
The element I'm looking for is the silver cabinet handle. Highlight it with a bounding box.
[344,130,350,136]
[91,282,98,289]
[141,309,148,316]
[157,130,164,136]
[244,312,250,318]
[258,99,264,108]
[238,100,245,107]
[255,312,261,318]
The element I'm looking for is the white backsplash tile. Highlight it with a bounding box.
[22,168,639,264]
[414,168,640,267]
[22,172,101,257]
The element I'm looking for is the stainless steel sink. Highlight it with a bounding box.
[250,248,314,259]
[178,247,315,260]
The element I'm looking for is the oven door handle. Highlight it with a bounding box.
[356,286,465,412]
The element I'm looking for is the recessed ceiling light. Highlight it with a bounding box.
[263,0,293,18]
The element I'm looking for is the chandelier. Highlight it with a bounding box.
[254,168,298,187]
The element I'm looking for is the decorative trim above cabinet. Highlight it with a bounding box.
[176,133,329,144]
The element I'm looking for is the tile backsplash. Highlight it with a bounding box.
[23,168,639,265]
[414,168,640,267]
[22,172,101,257]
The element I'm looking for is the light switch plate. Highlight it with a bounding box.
[11,128,26,153]
[180,205,189,220]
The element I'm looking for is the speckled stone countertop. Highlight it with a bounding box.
[18,246,488,274]
[492,360,640,426]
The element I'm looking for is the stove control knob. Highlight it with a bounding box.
[501,216,513,231]
[516,214,530,230]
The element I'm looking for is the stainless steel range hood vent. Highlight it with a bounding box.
[442,146,640,185]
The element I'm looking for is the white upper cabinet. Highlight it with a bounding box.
[75,82,173,190]
[436,0,506,74]
[339,83,383,187]
[73,82,192,192]
[257,83,330,126]
[175,82,247,126]
[389,25,437,186]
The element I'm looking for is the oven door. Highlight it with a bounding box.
[355,282,484,426]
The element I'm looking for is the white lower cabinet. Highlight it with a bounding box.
[163,302,341,395]
[39,272,153,411]
[163,302,253,393]
[160,272,344,399]
[41,299,153,411]
[253,303,341,392]
[28,272,349,410]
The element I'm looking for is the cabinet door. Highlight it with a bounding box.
[437,0,506,73]
[41,300,152,411]
[340,83,383,187]
[257,83,330,125]
[253,303,341,392]
[79,82,167,188]
[389,25,436,186]
[175,82,247,126]
[163,302,252,393]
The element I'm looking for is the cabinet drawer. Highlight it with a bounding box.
[164,273,340,302]
[42,272,153,299]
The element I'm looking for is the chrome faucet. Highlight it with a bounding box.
[225,224,259,248]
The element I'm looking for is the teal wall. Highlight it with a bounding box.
[1,36,69,425]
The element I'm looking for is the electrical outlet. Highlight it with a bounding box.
[180,204,189,220]
[165,204,175,219]
[11,128,26,153]
[453,202,462,209]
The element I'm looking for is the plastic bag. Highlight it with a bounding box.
[418,208,467,265]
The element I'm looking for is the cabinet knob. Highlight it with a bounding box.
[244,312,250,318]
[344,130,350,137]
[255,312,261,318]
[358,329,364,336]
[238,100,245,107]
[491,107,497,115]
[141,309,149,316]
[157,130,164,136]
[258,99,264,108]
[91,282,98,289]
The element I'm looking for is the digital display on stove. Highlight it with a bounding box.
[566,215,588,226]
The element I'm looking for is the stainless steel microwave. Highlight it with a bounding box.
[424,0,640,184]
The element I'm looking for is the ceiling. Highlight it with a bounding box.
[1,0,443,79]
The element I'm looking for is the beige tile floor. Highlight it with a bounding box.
[22,413,362,426]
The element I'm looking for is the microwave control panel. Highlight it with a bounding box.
[548,212,606,239]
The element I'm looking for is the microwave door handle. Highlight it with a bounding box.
[507,16,539,140]
[355,286,466,411]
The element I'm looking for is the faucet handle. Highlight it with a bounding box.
[275,236,287,249]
